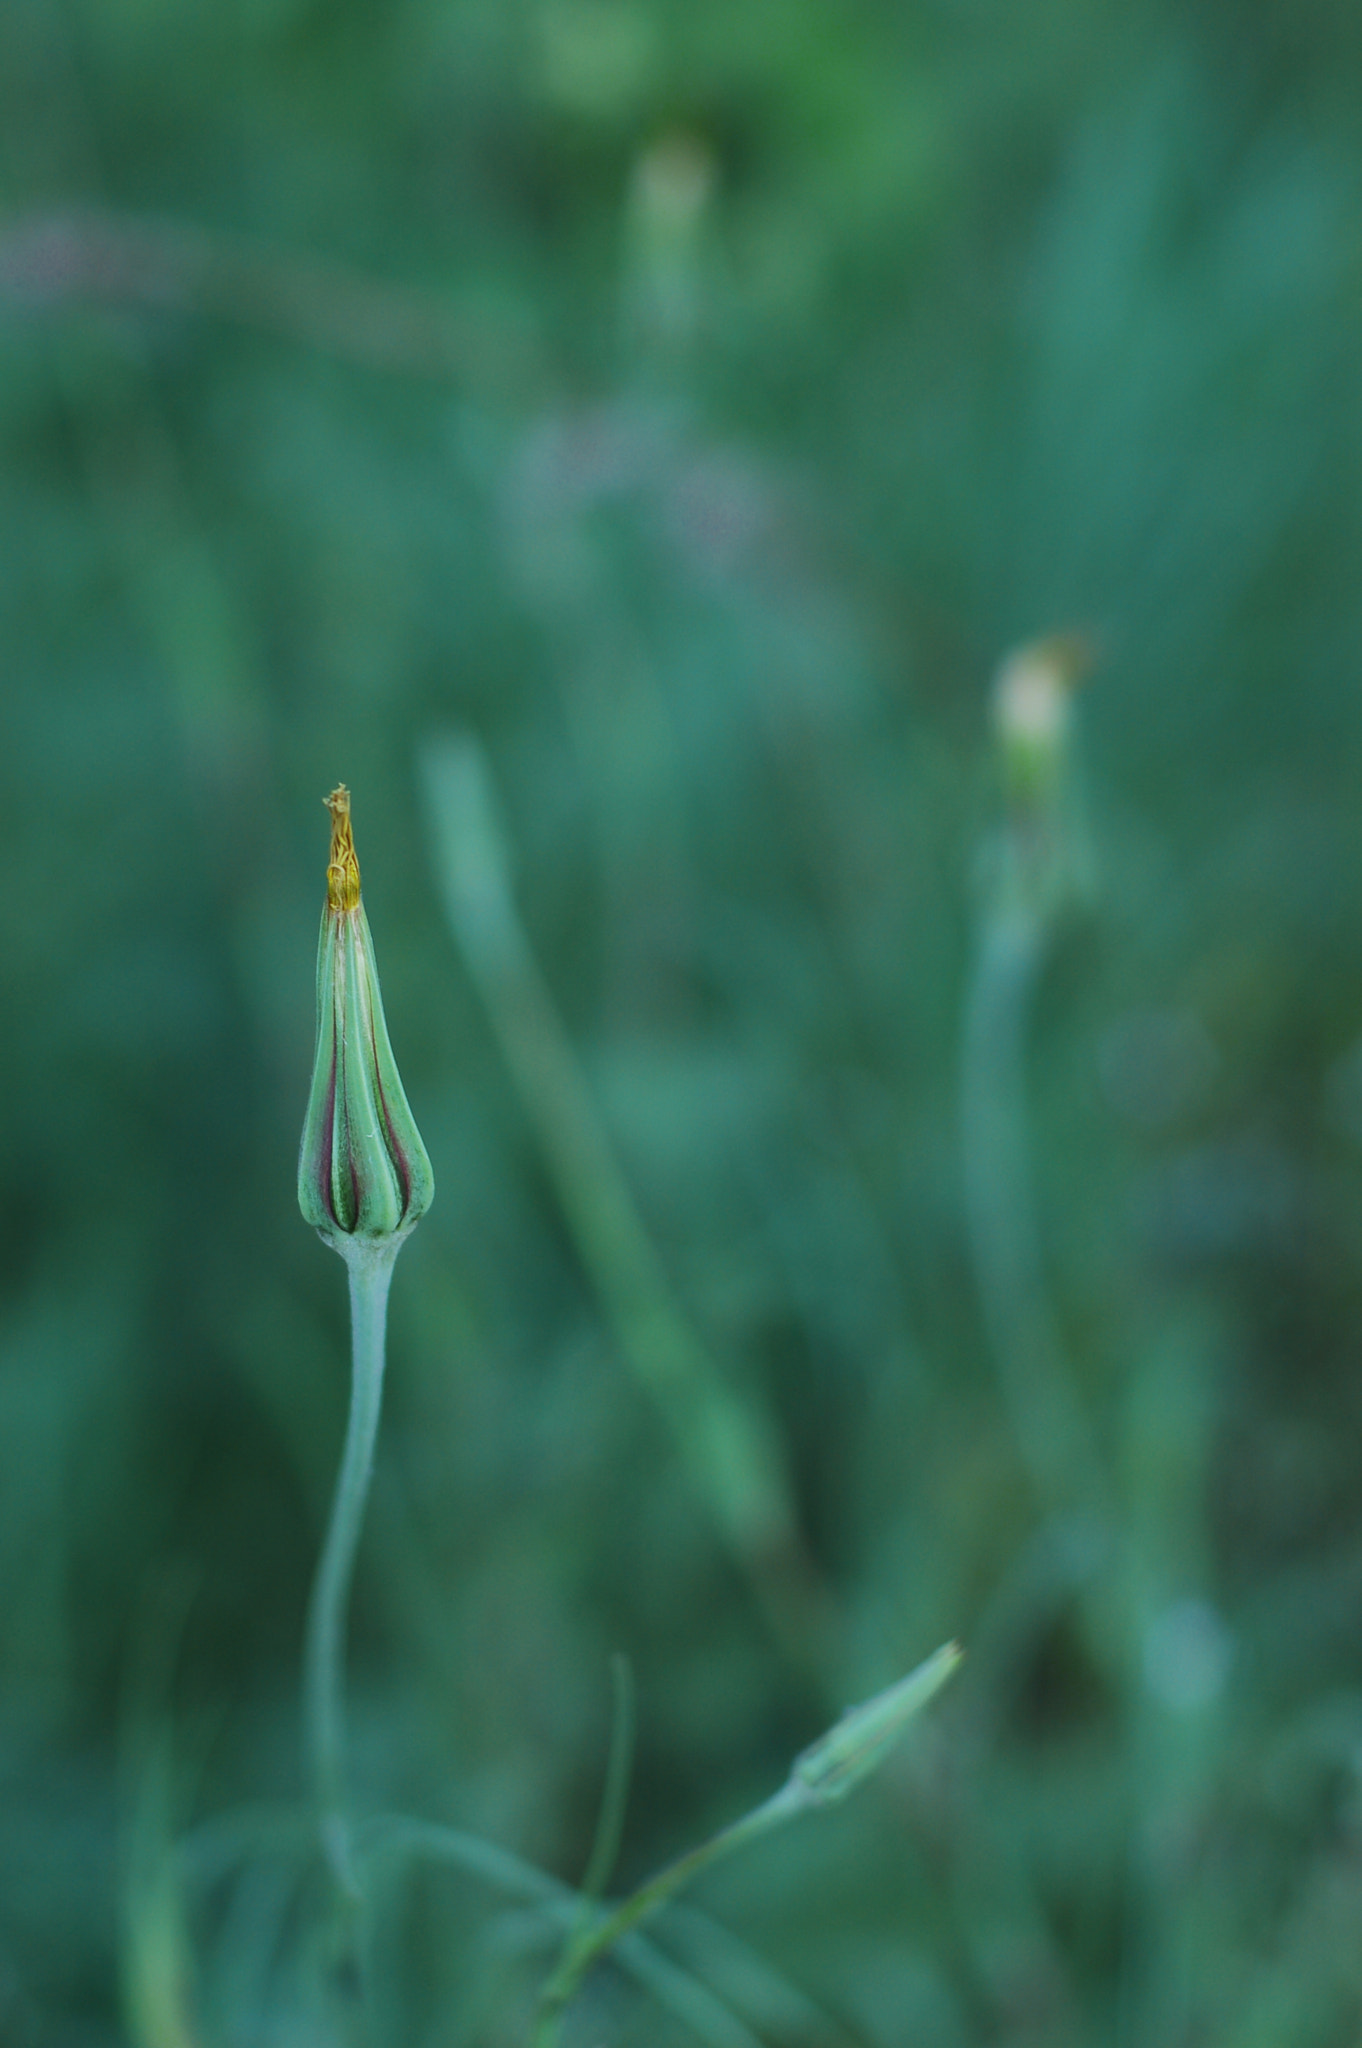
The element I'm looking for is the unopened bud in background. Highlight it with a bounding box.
[990,632,1094,921]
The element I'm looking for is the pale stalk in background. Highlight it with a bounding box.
[961,638,1102,1520]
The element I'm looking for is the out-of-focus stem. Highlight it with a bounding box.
[961,639,1102,1522]
[961,904,1101,1515]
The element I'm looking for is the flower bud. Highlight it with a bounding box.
[789,1641,962,1807]
[994,633,1087,805]
[990,633,1093,922]
[298,787,434,1253]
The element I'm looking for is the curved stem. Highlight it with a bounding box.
[303,1240,398,1894]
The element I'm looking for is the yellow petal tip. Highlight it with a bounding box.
[325,785,361,911]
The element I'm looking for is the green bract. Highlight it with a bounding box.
[298,787,434,1251]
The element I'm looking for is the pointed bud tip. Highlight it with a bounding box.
[325,785,361,912]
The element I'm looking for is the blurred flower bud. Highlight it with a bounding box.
[995,633,1088,797]
[298,787,434,1253]
[789,1642,962,1808]
[990,633,1093,920]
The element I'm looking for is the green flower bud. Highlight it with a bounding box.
[994,634,1087,807]
[990,633,1093,921]
[298,786,434,1253]
[789,1641,963,1807]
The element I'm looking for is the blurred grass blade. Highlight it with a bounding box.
[122,1735,202,2048]
[579,1653,636,1905]
[419,732,820,1653]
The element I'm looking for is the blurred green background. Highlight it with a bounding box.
[6,0,1362,2041]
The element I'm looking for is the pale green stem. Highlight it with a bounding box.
[961,905,1101,1516]
[303,1239,398,1895]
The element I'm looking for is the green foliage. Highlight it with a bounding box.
[5,0,1362,2040]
